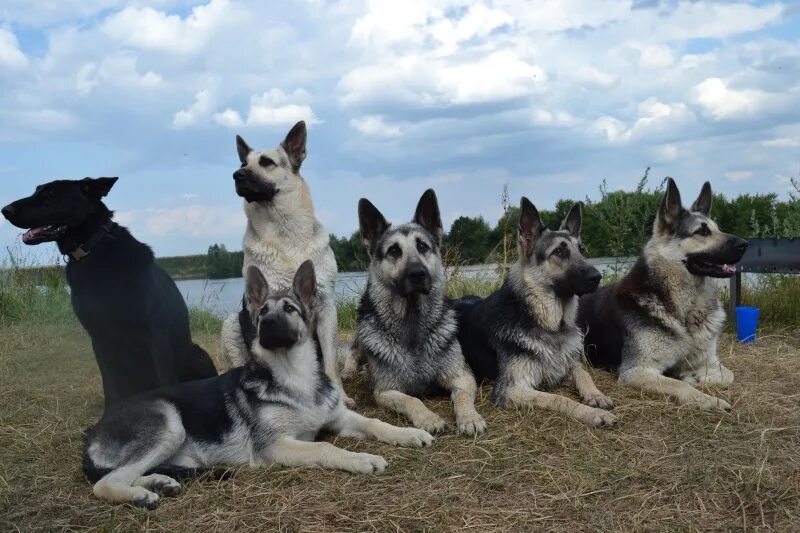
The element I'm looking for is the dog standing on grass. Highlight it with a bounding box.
[454,198,617,428]
[219,121,351,405]
[578,179,748,411]
[343,189,486,436]
[83,261,434,509]
[1,178,217,405]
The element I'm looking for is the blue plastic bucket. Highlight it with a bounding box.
[735,306,759,343]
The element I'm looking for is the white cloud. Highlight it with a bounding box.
[693,78,766,120]
[172,90,214,130]
[214,109,244,128]
[437,51,546,104]
[142,205,245,237]
[639,44,674,69]
[100,0,242,54]
[75,54,164,96]
[350,115,402,138]
[724,170,754,183]
[245,89,319,128]
[0,29,28,68]
[570,66,618,88]
[762,137,800,148]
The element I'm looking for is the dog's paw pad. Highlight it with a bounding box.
[350,453,388,475]
[131,490,160,510]
[343,394,357,409]
[584,394,615,411]
[401,428,435,448]
[587,409,617,428]
[154,478,181,497]
[416,414,448,435]
[456,413,487,436]
[696,396,732,413]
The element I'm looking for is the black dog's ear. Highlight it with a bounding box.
[358,198,390,255]
[656,177,683,234]
[236,135,252,165]
[292,259,317,309]
[413,189,443,244]
[281,121,307,172]
[245,266,269,316]
[691,181,712,216]
[560,202,583,238]
[518,196,545,260]
[81,177,118,200]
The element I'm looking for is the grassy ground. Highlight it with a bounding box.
[1,319,799,532]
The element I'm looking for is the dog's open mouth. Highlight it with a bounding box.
[22,224,68,245]
[684,258,737,278]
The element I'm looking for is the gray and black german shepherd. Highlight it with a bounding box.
[83,261,433,509]
[578,179,748,412]
[344,189,486,436]
[454,198,617,428]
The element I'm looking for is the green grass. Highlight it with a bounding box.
[155,254,208,280]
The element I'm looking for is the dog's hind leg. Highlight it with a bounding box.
[268,436,387,474]
[330,408,434,447]
[504,385,617,428]
[317,303,355,408]
[439,367,486,436]
[619,366,732,412]
[571,366,614,410]
[374,390,448,434]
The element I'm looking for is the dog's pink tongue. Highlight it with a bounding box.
[22,227,42,244]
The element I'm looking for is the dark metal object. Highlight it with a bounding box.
[728,238,800,320]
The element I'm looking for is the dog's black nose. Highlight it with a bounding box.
[1,204,14,218]
[588,270,602,285]
[735,238,749,252]
[233,169,248,181]
[408,264,427,283]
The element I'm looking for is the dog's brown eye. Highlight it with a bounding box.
[694,225,711,237]
[283,302,295,314]
[387,244,402,259]
[578,244,588,257]
[259,156,275,168]
[416,240,429,254]
[552,247,569,259]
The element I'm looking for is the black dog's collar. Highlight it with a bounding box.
[67,222,117,262]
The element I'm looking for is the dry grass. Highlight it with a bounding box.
[1,324,799,532]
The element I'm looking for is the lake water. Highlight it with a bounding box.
[175,258,639,316]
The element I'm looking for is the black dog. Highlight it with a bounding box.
[2,178,218,405]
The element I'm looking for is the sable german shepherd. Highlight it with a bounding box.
[454,198,617,427]
[345,190,486,435]
[1,178,217,405]
[219,121,351,405]
[578,179,748,412]
[83,261,433,509]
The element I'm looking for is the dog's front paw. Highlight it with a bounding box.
[456,411,486,436]
[342,393,357,409]
[390,427,434,448]
[691,395,732,413]
[130,489,160,510]
[582,393,615,411]
[414,412,448,434]
[583,408,617,428]
[345,453,388,475]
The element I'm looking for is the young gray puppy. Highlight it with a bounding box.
[345,189,486,436]
[83,261,433,509]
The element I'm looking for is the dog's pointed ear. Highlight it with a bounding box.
[245,266,269,316]
[236,135,252,165]
[81,177,118,200]
[518,196,545,260]
[359,198,389,255]
[691,181,712,216]
[560,202,583,238]
[292,260,317,308]
[655,177,683,233]
[281,121,307,172]
[413,189,443,243]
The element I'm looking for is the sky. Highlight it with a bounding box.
[0,0,799,262]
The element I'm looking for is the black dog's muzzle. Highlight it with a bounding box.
[233,169,278,203]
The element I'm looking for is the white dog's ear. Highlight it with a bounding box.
[413,189,443,244]
[292,260,317,308]
[358,198,389,256]
[245,266,269,316]
[281,121,307,172]
[655,177,684,234]
[236,135,252,165]
[691,181,712,216]
[518,196,545,260]
[560,202,582,238]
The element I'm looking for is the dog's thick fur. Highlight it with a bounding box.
[1,178,217,405]
[219,121,347,402]
[578,179,748,412]
[344,189,486,436]
[454,199,616,427]
[83,261,433,509]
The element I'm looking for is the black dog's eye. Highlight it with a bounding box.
[552,246,569,259]
[387,244,402,259]
[284,302,297,314]
[416,239,429,254]
[259,156,275,168]
[694,224,711,237]
[259,306,269,316]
